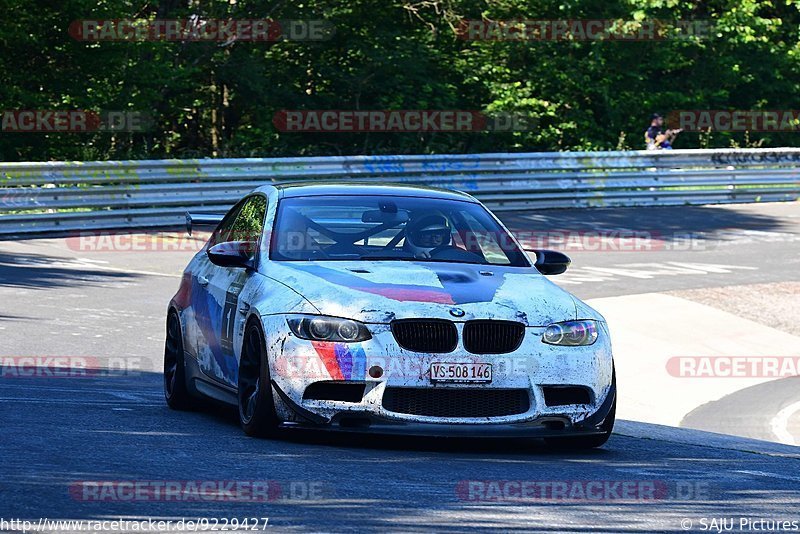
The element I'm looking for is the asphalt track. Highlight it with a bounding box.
[1,201,799,532]
[501,201,800,298]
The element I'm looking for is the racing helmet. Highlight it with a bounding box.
[405,214,452,256]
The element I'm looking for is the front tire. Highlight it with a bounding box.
[164,311,193,410]
[238,319,280,438]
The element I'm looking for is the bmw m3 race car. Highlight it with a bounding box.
[165,183,616,448]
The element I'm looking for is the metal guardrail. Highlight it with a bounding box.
[1,148,799,236]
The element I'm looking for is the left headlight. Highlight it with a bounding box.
[287,315,372,343]
[542,320,598,346]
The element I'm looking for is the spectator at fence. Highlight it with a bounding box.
[645,113,681,150]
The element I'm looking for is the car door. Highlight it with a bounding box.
[184,199,243,376]
[203,194,268,387]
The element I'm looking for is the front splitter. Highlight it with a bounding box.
[277,416,607,438]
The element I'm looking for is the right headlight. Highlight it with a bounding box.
[542,320,598,346]
[287,315,372,343]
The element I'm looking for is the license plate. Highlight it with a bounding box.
[430,362,492,383]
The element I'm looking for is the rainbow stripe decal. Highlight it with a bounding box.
[311,341,367,381]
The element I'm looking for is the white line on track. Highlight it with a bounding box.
[0,383,163,397]
[73,259,181,278]
[770,400,800,446]
[9,240,183,278]
[734,470,800,483]
[0,397,161,406]
[107,391,149,402]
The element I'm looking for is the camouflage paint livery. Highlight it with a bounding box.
[169,184,614,435]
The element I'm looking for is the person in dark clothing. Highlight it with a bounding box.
[644,113,681,149]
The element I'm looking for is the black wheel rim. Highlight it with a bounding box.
[239,326,263,424]
[164,314,181,398]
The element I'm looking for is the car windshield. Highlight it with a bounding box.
[270,194,530,267]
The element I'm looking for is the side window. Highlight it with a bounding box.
[229,195,267,243]
[209,203,244,247]
[208,195,267,247]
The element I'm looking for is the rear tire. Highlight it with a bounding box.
[164,311,193,410]
[545,396,616,450]
[238,319,280,438]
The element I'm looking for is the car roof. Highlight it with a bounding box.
[254,182,478,202]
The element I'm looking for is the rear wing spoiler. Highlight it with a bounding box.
[185,212,224,236]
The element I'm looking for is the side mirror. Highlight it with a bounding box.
[534,249,571,275]
[207,241,257,269]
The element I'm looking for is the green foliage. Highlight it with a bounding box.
[1,0,799,161]
[230,194,267,241]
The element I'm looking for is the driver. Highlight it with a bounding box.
[404,214,452,258]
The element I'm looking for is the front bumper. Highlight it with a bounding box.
[263,315,615,436]
[271,378,617,438]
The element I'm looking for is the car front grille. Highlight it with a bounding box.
[391,319,458,353]
[382,387,530,418]
[463,320,525,354]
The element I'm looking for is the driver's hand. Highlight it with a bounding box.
[414,250,432,259]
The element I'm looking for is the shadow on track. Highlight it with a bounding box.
[499,203,793,244]
[4,369,800,532]
[0,250,138,289]
[681,375,800,443]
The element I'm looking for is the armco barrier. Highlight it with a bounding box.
[1,148,799,236]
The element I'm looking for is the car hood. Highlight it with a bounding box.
[266,261,585,325]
